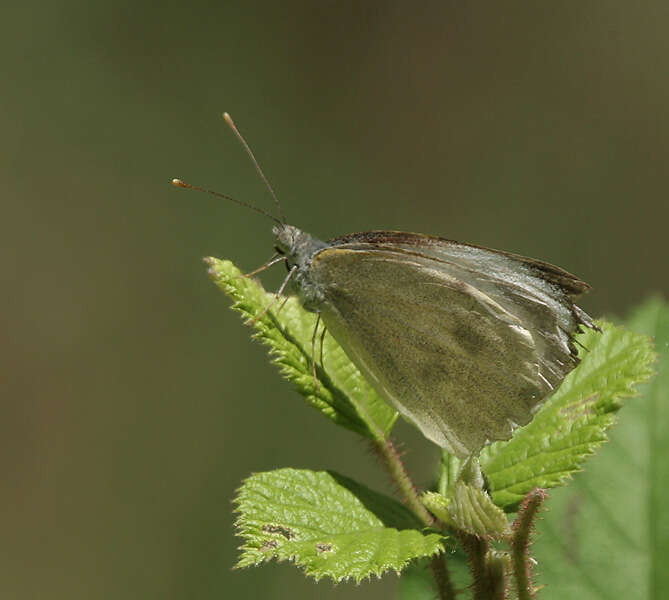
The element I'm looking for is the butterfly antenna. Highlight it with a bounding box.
[223,112,287,224]
[171,179,281,224]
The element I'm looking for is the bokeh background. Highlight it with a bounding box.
[3,2,668,599]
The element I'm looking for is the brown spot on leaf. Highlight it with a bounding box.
[261,540,278,551]
[316,543,333,553]
[262,524,295,539]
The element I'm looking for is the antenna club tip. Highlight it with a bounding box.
[172,178,187,188]
[222,112,234,125]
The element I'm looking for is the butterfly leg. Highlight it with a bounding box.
[319,322,327,368]
[242,253,286,278]
[246,265,297,325]
[275,296,290,315]
[311,314,322,391]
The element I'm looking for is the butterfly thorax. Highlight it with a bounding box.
[273,224,329,312]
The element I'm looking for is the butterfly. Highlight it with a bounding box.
[174,114,598,458]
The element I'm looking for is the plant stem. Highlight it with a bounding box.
[460,533,489,599]
[373,438,457,599]
[459,533,508,599]
[430,554,456,600]
[486,550,510,600]
[510,488,547,600]
[374,437,435,526]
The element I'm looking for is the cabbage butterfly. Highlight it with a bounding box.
[174,114,597,458]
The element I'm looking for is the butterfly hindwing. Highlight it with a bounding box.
[308,232,592,457]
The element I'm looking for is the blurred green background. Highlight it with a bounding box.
[3,2,668,599]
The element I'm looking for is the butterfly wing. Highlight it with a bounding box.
[309,231,595,458]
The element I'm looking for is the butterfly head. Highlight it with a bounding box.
[273,224,327,270]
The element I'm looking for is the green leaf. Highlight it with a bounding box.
[480,320,655,511]
[206,258,397,440]
[532,298,668,599]
[234,468,445,582]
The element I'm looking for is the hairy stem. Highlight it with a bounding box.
[460,533,491,599]
[374,437,435,526]
[486,550,510,600]
[430,554,456,600]
[373,438,457,599]
[510,488,547,600]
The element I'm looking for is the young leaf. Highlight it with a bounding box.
[422,485,511,540]
[480,321,655,511]
[428,456,510,537]
[234,468,445,582]
[532,298,668,598]
[421,492,454,528]
[206,258,397,440]
[438,450,463,496]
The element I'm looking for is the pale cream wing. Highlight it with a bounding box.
[310,236,590,458]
